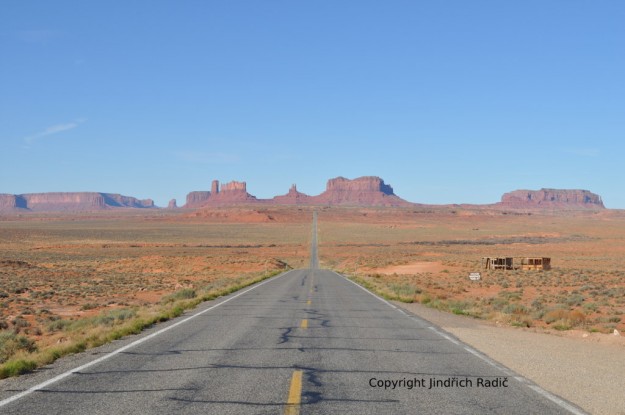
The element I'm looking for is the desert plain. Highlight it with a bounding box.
[1,205,624,377]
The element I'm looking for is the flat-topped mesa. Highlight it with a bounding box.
[211,180,257,203]
[325,176,394,194]
[184,180,258,208]
[102,194,154,208]
[220,180,246,192]
[0,192,156,211]
[0,194,27,210]
[500,189,605,209]
[273,184,312,205]
[22,192,105,210]
[185,191,211,208]
[314,176,410,206]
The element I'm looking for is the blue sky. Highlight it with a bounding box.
[2,1,624,207]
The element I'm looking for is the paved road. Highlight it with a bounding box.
[0,214,584,414]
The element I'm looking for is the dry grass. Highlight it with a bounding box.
[2,205,625,377]
[318,207,625,334]
[0,211,312,377]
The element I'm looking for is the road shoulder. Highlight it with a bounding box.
[394,301,625,415]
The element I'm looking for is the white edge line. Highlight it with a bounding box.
[528,385,588,415]
[334,270,588,415]
[0,270,294,409]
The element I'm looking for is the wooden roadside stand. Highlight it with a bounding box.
[481,257,551,271]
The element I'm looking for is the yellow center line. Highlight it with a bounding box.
[300,319,308,329]
[284,370,302,415]
[306,300,311,305]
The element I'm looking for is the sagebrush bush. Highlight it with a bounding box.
[161,288,196,303]
[0,331,37,363]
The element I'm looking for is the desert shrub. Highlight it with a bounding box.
[502,304,529,315]
[511,318,533,328]
[107,308,136,321]
[530,298,544,310]
[0,331,37,363]
[11,317,30,332]
[565,294,584,307]
[46,317,70,332]
[531,309,545,320]
[544,309,586,328]
[161,288,196,303]
[389,283,421,297]
[552,321,572,331]
[0,359,37,378]
[498,290,522,301]
[448,300,475,316]
[544,309,568,324]
[484,297,509,311]
[47,308,138,332]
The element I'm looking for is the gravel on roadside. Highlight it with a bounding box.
[395,301,625,415]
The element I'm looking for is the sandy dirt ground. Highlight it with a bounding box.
[397,301,625,415]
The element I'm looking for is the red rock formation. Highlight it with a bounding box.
[167,199,178,209]
[0,194,26,210]
[22,192,106,211]
[312,176,411,206]
[183,180,257,208]
[211,181,256,203]
[272,184,312,205]
[102,194,154,208]
[220,181,246,192]
[0,192,155,212]
[185,177,411,207]
[185,191,211,208]
[500,189,605,209]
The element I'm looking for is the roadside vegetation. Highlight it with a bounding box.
[319,209,625,335]
[0,215,309,379]
[346,268,624,333]
[0,269,283,378]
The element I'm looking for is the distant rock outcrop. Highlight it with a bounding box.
[0,192,155,212]
[0,194,27,210]
[185,176,410,208]
[312,176,411,206]
[272,184,312,205]
[2,179,608,213]
[183,180,257,208]
[500,189,605,209]
[185,191,211,208]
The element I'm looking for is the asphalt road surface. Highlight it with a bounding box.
[0,213,585,414]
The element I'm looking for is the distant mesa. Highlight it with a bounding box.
[0,194,27,210]
[184,176,410,208]
[499,189,605,210]
[0,192,155,212]
[184,180,257,208]
[312,176,410,206]
[185,191,211,208]
[182,178,606,210]
[1,178,608,213]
